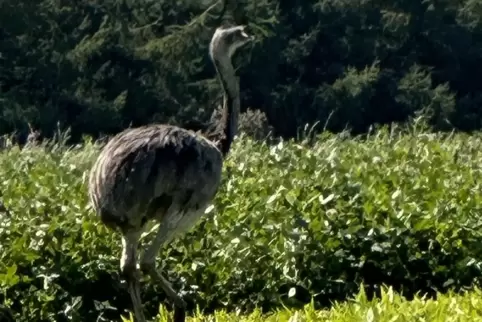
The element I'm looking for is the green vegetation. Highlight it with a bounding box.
[4,0,482,321]
[1,127,482,320]
[126,286,482,321]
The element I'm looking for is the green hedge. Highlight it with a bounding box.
[1,128,482,321]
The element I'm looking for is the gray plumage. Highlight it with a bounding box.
[89,126,222,233]
[88,25,254,322]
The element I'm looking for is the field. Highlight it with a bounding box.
[1,126,482,321]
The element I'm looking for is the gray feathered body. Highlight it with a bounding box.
[88,124,223,235]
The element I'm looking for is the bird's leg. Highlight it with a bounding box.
[121,231,146,322]
[126,270,145,322]
[140,223,186,322]
[143,267,186,322]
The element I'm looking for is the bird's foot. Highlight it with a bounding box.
[173,306,186,322]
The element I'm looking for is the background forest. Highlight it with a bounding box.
[2,0,482,142]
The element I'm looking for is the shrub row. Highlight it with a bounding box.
[1,128,482,320]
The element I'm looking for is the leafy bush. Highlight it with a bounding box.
[1,128,482,321]
[210,106,274,140]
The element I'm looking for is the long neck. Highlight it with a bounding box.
[211,55,240,157]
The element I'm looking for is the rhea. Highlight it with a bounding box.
[87,25,254,322]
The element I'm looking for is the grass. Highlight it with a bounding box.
[123,286,482,321]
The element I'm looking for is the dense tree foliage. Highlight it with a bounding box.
[1,0,482,141]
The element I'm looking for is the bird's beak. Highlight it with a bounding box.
[241,30,254,41]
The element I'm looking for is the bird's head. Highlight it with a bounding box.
[209,25,254,60]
